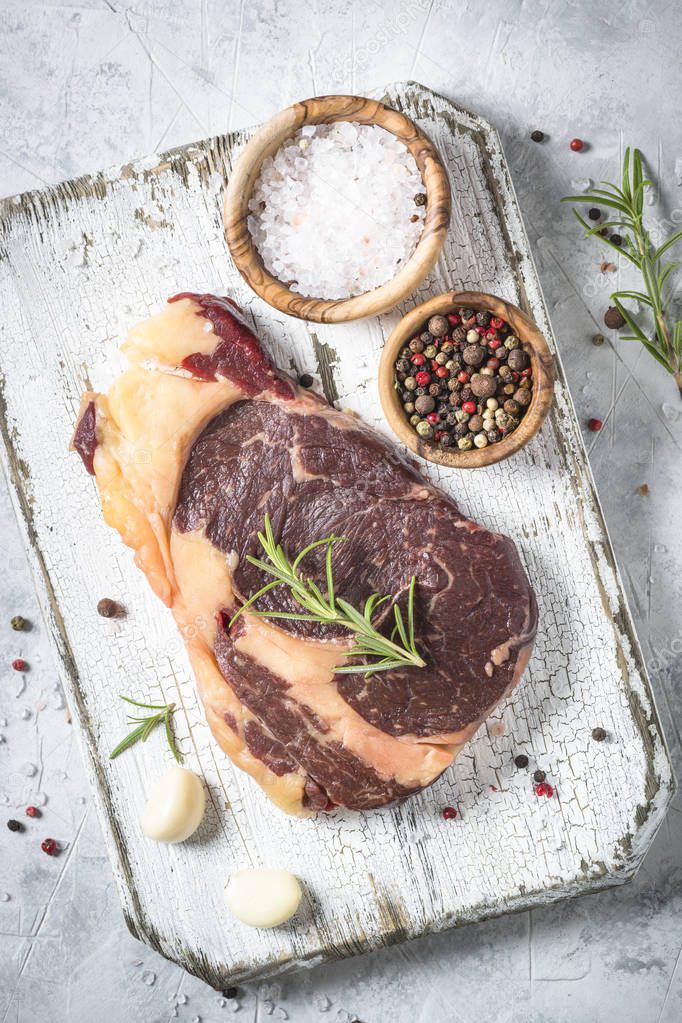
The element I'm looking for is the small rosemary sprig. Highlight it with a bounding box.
[230,515,426,677]
[562,146,682,399]
[109,695,182,762]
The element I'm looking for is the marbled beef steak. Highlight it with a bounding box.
[73,293,537,816]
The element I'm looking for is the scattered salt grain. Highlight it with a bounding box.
[178,994,188,1005]
[141,970,156,986]
[20,762,37,777]
[675,158,682,185]
[0,892,10,902]
[262,1001,274,1015]
[259,983,281,1001]
[277,1010,289,1020]
[248,122,426,300]
[314,994,331,1012]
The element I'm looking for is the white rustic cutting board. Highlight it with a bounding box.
[0,82,673,986]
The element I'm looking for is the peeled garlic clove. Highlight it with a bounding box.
[140,766,206,843]
[225,869,302,928]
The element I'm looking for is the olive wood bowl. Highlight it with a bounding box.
[223,94,451,323]
[378,291,555,468]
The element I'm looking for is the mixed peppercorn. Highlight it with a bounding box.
[394,308,534,450]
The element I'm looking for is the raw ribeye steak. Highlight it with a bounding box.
[73,293,537,816]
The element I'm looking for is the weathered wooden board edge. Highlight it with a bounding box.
[0,80,675,987]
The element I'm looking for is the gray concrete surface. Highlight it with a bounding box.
[1,2,681,1021]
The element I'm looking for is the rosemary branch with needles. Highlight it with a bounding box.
[109,695,182,762]
[562,146,682,399]
[229,515,426,677]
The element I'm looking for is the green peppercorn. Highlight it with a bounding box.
[416,420,434,438]
[457,435,474,450]
[455,410,470,424]
[11,616,26,631]
[435,352,448,366]
[504,336,520,350]
[404,402,415,414]
[404,376,417,391]
[409,414,421,426]
[424,345,437,359]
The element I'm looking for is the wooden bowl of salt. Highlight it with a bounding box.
[223,94,451,323]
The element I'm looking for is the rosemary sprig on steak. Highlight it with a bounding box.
[230,515,426,677]
[109,696,182,762]
[562,146,682,399]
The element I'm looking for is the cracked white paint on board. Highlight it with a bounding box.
[0,77,674,991]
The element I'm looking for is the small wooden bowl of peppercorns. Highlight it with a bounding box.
[379,291,554,467]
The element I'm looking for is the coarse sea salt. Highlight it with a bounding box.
[247,121,426,300]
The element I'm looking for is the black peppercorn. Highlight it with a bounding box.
[530,129,545,143]
[420,331,433,343]
[222,987,239,1000]
[514,754,529,769]
[533,769,546,783]
[414,192,427,206]
[475,310,491,327]
[592,727,607,742]
[592,333,605,347]
[439,434,453,447]
[7,819,24,833]
[396,359,410,375]
[604,306,626,329]
[96,598,126,619]
[10,615,26,631]
[610,233,623,247]
[415,395,435,415]
[587,207,601,221]
[459,307,474,322]
[298,373,314,388]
